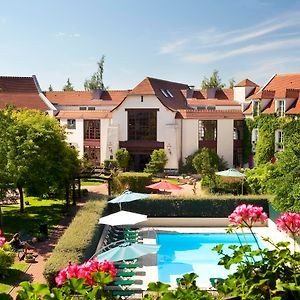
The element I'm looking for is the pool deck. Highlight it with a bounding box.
[132,219,299,291]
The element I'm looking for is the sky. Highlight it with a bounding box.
[1,0,300,91]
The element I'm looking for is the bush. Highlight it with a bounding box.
[107,196,269,218]
[111,172,152,193]
[0,244,15,277]
[144,149,167,175]
[103,159,118,169]
[115,148,130,170]
[44,199,108,286]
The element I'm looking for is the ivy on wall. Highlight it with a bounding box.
[243,114,300,166]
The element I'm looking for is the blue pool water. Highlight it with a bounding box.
[157,233,263,287]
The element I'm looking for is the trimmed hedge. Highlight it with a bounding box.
[112,172,152,193]
[107,195,270,218]
[44,199,108,286]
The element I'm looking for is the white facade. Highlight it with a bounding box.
[217,119,234,166]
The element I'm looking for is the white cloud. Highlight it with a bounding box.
[183,38,300,63]
[55,32,80,38]
[159,10,300,63]
[159,39,188,54]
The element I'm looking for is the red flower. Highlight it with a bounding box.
[55,259,117,286]
[228,204,268,227]
[276,212,300,237]
[0,236,5,247]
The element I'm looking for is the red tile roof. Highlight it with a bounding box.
[176,109,244,120]
[45,90,130,106]
[286,99,300,114]
[0,76,49,111]
[235,79,259,87]
[128,77,189,110]
[56,110,112,119]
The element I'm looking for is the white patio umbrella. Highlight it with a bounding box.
[98,210,147,226]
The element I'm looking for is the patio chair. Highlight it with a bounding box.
[115,263,140,270]
[112,279,135,287]
[116,271,136,278]
[110,289,143,299]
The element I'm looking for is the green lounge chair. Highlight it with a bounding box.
[115,263,140,270]
[116,271,135,277]
[113,279,135,286]
[111,289,143,297]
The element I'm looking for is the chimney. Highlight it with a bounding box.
[186,85,195,99]
[206,87,217,99]
[92,89,103,100]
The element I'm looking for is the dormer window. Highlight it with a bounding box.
[252,101,260,116]
[276,100,285,117]
[160,89,174,98]
[275,129,284,152]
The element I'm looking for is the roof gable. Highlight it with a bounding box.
[0,76,50,111]
[235,78,259,87]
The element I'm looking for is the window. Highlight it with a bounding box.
[251,128,259,152]
[79,106,87,110]
[88,107,95,110]
[166,89,174,97]
[276,100,285,117]
[160,89,169,97]
[84,120,100,139]
[233,120,244,140]
[128,110,157,141]
[252,101,260,116]
[275,130,284,152]
[67,119,76,129]
[198,120,217,141]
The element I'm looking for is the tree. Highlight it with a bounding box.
[144,149,168,175]
[84,55,106,90]
[48,84,53,91]
[201,70,225,90]
[192,148,226,179]
[0,107,79,212]
[115,148,130,170]
[62,78,74,91]
[228,78,235,89]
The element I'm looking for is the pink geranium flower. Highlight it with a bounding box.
[0,236,5,247]
[55,259,117,286]
[228,204,268,227]
[276,212,300,237]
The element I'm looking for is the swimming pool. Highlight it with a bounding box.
[157,232,263,287]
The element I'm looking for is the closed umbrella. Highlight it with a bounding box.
[99,210,147,226]
[96,242,160,262]
[146,181,182,192]
[109,190,150,209]
[215,168,246,194]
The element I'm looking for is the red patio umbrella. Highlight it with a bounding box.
[146,181,182,191]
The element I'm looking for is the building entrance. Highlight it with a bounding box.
[129,152,151,171]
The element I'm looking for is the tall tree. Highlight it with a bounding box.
[48,84,54,91]
[63,78,74,91]
[0,108,79,212]
[201,70,225,90]
[84,55,106,90]
[228,78,236,89]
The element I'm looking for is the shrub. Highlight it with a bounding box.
[115,148,130,170]
[144,149,167,175]
[192,148,226,179]
[103,159,118,170]
[44,199,108,286]
[111,172,152,193]
[0,244,15,277]
[107,196,270,218]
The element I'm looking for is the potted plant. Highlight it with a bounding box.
[24,254,35,263]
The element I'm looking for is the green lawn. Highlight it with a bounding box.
[1,197,65,240]
[0,262,28,294]
[80,178,105,186]
[153,177,183,185]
